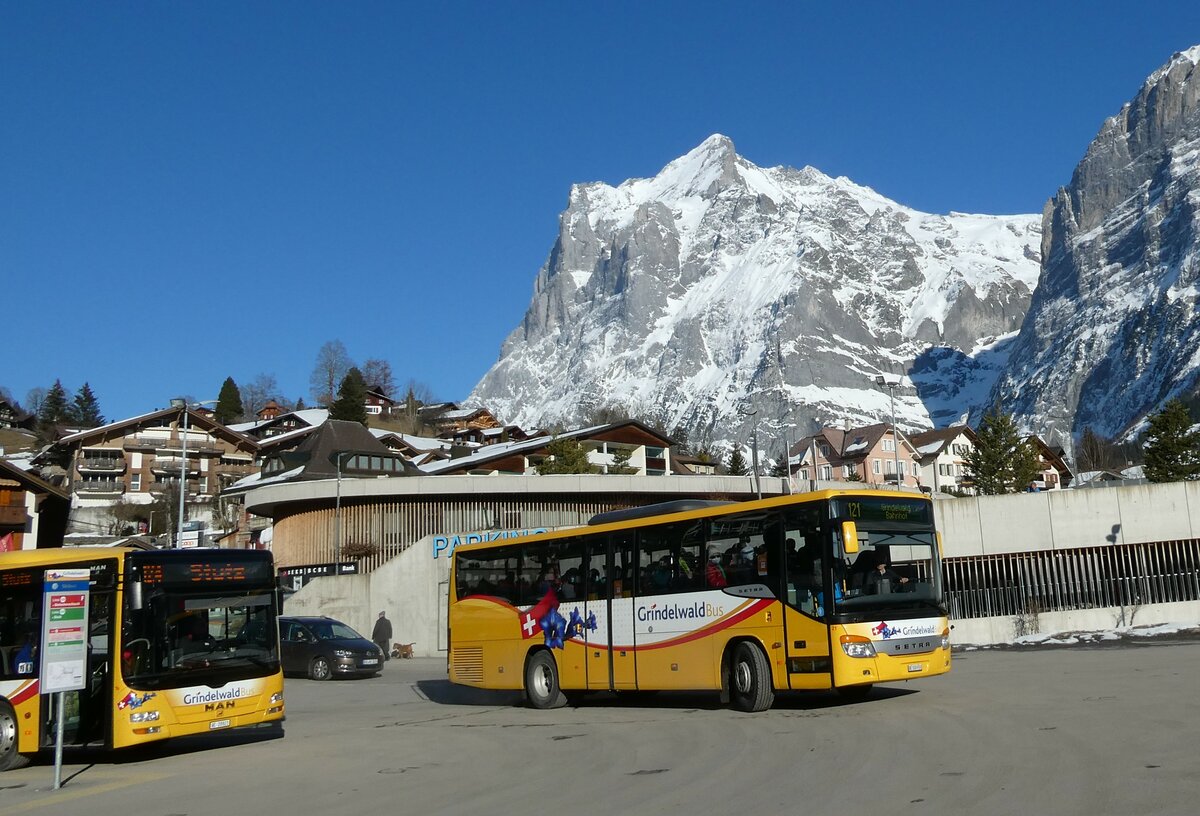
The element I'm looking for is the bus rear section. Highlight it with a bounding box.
[1,548,284,770]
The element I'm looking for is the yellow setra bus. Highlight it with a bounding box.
[1,547,285,770]
[448,490,950,711]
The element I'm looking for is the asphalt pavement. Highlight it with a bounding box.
[1,643,1198,815]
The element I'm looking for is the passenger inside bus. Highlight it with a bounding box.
[705,546,728,588]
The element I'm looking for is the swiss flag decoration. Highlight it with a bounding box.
[519,590,559,639]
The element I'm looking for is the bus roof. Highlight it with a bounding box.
[0,546,139,569]
[451,487,932,555]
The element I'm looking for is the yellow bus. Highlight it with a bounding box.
[448,490,950,711]
[1,547,285,770]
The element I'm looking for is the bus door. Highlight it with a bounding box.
[609,532,636,689]
[583,538,610,690]
[781,509,834,690]
[583,533,637,690]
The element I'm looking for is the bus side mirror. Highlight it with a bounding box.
[841,521,859,555]
[128,580,144,611]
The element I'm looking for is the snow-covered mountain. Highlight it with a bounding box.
[993,45,1200,445]
[469,134,1041,451]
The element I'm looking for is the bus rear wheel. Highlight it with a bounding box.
[729,642,774,712]
[524,651,567,710]
[0,703,31,771]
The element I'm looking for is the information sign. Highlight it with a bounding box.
[40,568,91,694]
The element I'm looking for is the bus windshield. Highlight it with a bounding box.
[122,587,279,689]
[835,528,943,613]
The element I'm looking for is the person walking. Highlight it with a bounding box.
[372,610,393,660]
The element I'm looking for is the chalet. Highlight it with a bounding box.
[1027,435,1073,490]
[364,386,396,417]
[40,406,260,543]
[0,459,68,550]
[909,425,978,495]
[789,423,921,489]
[257,400,284,420]
[0,397,34,431]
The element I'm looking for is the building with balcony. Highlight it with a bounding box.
[41,405,260,542]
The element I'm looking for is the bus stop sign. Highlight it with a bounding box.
[40,568,91,694]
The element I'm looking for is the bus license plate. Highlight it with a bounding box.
[210,719,231,730]
[907,664,923,673]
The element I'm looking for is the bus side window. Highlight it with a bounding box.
[0,577,40,679]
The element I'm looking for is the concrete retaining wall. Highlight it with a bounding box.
[281,482,1200,651]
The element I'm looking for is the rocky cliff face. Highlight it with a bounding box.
[993,46,1200,444]
[470,135,1040,451]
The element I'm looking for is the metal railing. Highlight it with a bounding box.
[79,458,126,472]
[76,479,125,494]
[943,539,1200,619]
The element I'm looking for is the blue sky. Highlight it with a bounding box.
[4,3,1199,421]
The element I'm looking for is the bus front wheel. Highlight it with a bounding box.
[524,651,567,710]
[0,703,31,771]
[729,642,774,713]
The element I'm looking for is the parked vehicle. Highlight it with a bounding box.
[278,616,384,680]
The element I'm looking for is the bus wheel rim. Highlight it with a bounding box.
[0,709,15,757]
[534,664,551,697]
[734,660,752,694]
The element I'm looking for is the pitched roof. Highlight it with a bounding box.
[51,406,258,452]
[909,425,977,457]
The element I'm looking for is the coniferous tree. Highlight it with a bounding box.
[36,379,70,445]
[294,397,306,411]
[1143,399,1200,482]
[70,382,104,428]
[963,405,1042,495]
[769,456,790,478]
[535,437,598,474]
[328,367,369,425]
[608,446,637,475]
[215,377,244,425]
[727,444,748,476]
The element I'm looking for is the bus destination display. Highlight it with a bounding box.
[135,558,274,586]
[836,497,932,524]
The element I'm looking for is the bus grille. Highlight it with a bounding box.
[452,647,484,683]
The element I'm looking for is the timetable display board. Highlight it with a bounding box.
[40,568,91,694]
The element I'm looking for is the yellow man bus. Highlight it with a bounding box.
[448,490,950,711]
[1,547,285,770]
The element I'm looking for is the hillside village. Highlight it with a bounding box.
[1,379,1125,553]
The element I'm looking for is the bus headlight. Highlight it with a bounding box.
[269,692,284,705]
[941,628,951,650]
[130,711,160,723]
[839,635,876,658]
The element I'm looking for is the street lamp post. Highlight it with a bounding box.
[739,408,762,500]
[170,398,217,547]
[333,451,354,564]
[873,374,903,490]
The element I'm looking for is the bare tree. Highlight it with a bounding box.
[361,359,396,398]
[23,386,47,415]
[241,373,282,419]
[310,340,353,407]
